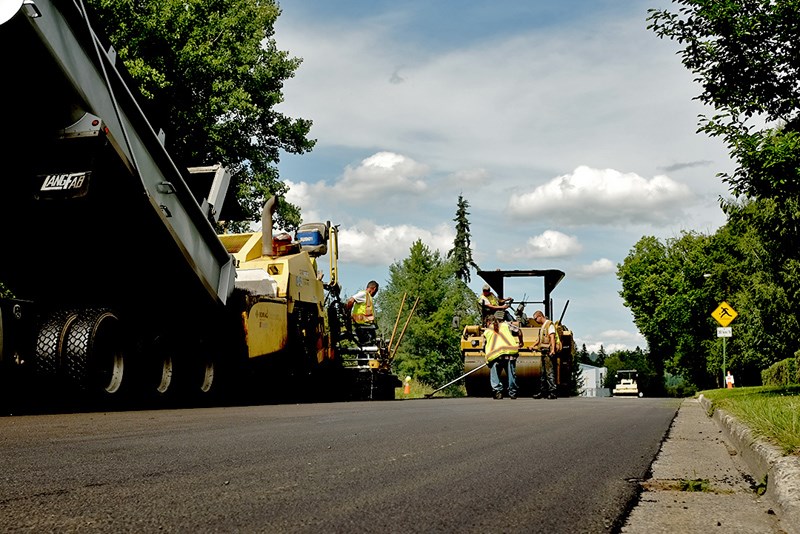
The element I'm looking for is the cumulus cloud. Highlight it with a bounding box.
[507,166,695,226]
[573,258,616,279]
[446,168,490,187]
[338,221,454,266]
[337,152,428,200]
[504,230,582,259]
[284,151,429,216]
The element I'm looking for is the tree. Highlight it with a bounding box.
[378,240,478,387]
[577,343,592,365]
[595,345,607,368]
[87,0,314,230]
[447,195,479,283]
[647,2,800,385]
[617,232,720,390]
[712,199,800,385]
[648,1,800,200]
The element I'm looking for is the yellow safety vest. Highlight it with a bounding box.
[483,322,519,362]
[352,290,375,324]
[540,320,562,352]
[479,293,499,306]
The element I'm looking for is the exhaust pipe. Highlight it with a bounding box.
[261,196,277,256]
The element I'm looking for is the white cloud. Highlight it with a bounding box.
[273,1,734,352]
[504,230,582,260]
[446,168,490,188]
[573,258,616,279]
[285,152,429,213]
[508,166,695,226]
[337,152,428,200]
[338,222,454,266]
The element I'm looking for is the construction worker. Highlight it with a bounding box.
[483,314,523,399]
[532,310,558,399]
[346,280,379,345]
[479,283,512,322]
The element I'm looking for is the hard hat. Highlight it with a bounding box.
[482,283,490,291]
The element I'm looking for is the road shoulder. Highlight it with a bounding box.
[621,397,789,534]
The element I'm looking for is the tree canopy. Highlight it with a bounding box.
[648,0,800,199]
[88,0,314,230]
[617,218,800,389]
[636,0,800,389]
[377,240,478,387]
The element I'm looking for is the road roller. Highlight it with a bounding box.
[460,270,575,397]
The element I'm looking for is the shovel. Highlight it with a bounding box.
[424,362,488,398]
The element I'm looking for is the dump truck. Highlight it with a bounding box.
[0,0,399,410]
[460,270,575,396]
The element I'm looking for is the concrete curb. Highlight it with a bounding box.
[698,394,800,534]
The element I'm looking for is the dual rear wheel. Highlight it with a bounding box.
[32,308,124,402]
[31,308,219,406]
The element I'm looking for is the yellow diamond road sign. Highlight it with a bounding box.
[712,301,738,327]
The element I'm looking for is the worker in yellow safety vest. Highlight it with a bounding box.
[483,314,523,400]
[346,280,379,344]
[532,310,558,399]
[479,283,512,322]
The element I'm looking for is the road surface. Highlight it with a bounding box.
[0,396,678,532]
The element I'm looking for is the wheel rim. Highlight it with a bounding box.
[155,354,174,395]
[88,312,125,394]
[199,357,215,394]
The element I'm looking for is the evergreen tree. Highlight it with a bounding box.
[578,343,592,365]
[595,345,607,368]
[447,195,478,283]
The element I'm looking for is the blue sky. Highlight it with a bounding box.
[271,0,733,353]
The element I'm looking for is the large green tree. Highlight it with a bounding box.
[378,240,478,387]
[645,1,800,387]
[88,0,314,230]
[618,223,799,388]
[618,232,719,389]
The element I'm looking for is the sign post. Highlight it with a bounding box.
[711,302,738,386]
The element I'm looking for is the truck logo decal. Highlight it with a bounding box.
[40,172,88,191]
[35,171,91,200]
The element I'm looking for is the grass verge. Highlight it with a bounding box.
[699,385,800,456]
[396,378,467,399]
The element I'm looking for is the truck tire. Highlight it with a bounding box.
[33,310,78,377]
[63,309,125,395]
[171,341,223,404]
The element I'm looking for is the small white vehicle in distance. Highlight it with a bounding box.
[613,369,643,397]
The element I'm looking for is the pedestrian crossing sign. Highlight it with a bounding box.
[711,301,738,327]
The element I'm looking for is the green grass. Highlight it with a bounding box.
[678,478,712,492]
[395,378,466,399]
[699,385,800,456]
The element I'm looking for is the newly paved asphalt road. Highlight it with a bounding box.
[0,397,678,533]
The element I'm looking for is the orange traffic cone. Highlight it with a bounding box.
[403,376,411,395]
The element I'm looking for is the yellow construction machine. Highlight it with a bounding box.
[459,270,575,397]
